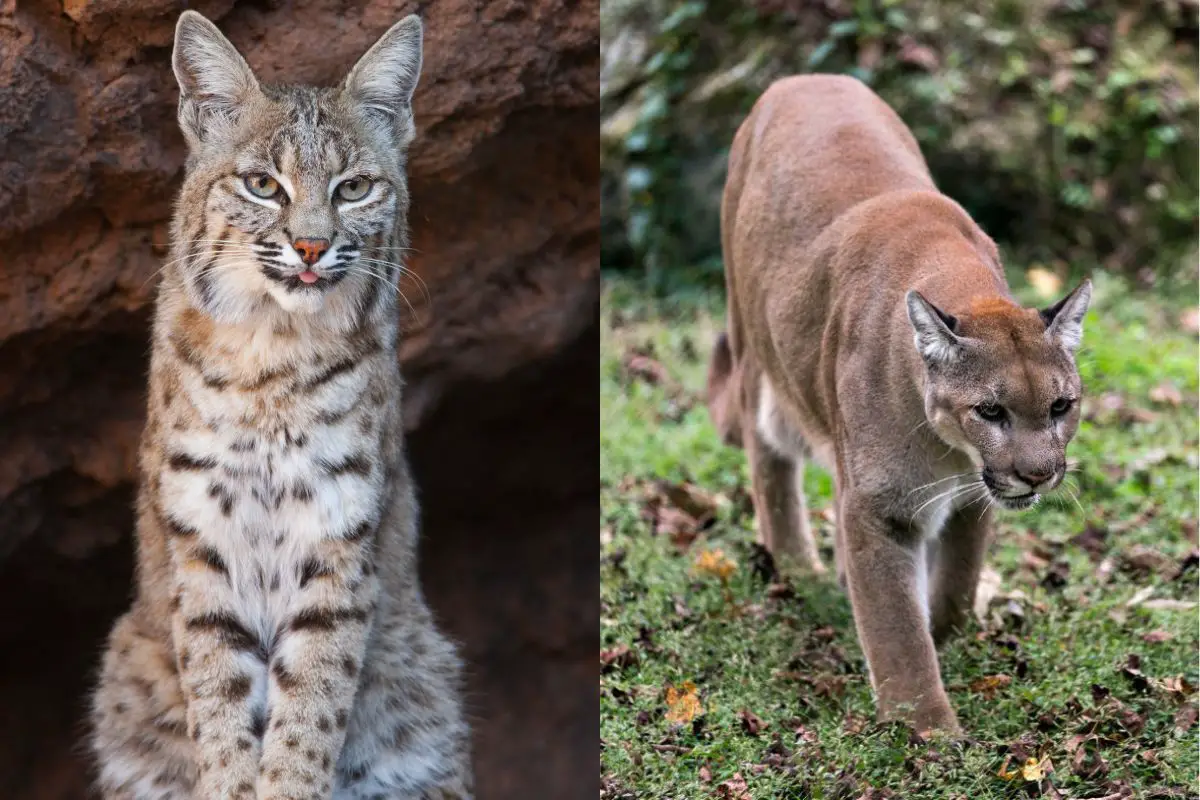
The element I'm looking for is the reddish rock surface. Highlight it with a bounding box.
[0,1,599,798]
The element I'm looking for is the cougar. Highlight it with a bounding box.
[707,74,1090,733]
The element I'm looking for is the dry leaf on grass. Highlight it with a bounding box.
[998,755,1053,782]
[657,480,719,519]
[693,548,737,581]
[715,772,751,800]
[1148,381,1183,406]
[600,645,637,673]
[1173,703,1198,733]
[1140,599,1196,611]
[969,674,1013,699]
[623,354,672,387]
[738,709,766,736]
[641,480,719,552]
[664,681,703,725]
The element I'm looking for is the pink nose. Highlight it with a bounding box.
[293,238,330,266]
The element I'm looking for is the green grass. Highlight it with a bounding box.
[600,271,1199,799]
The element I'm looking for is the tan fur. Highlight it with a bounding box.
[708,75,1091,733]
[89,12,471,798]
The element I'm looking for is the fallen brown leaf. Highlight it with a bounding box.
[1119,654,1149,692]
[1148,381,1183,406]
[699,764,713,783]
[623,354,672,387]
[843,712,870,735]
[1141,599,1196,611]
[655,506,701,551]
[1140,630,1174,643]
[1119,544,1174,579]
[1069,526,1109,561]
[1119,707,1146,736]
[1159,674,1197,701]
[1071,742,1108,779]
[657,480,719,520]
[715,772,751,800]
[600,644,638,673]
[1173,548,1199,580]
[738,708,766,736]
[1173,703,1198,733]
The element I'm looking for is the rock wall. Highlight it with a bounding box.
[0,0,599,797]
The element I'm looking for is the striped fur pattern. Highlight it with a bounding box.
[89,12,472,799]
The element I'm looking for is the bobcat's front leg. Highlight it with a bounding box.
[841,497,958,734]
[172,549,265,799]
[257,534,379,800]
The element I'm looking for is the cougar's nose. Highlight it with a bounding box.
[1015,468,1055,487]
[293,238,331,266]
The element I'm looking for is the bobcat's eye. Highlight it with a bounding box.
[1050,397,1074,417]
[244,174,281,199]
[975,403,1006,423]
[336,177,373,202]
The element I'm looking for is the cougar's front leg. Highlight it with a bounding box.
[841,497,958,734]
[742,413,823,571]
[929,505,992,645]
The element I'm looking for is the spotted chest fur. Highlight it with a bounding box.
[157,305,393,702]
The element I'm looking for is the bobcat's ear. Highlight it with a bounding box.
[1039,279,1092,353]
[343,15,424,148]
[173,11,260,148]
[906,290,963,367]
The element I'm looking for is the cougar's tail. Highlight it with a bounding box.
[705,331,744,448]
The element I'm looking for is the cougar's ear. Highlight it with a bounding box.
[906,290,963,367]
[1039,279,1092,353]
[173,11,261,148]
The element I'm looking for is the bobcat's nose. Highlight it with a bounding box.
[293,238,331,266]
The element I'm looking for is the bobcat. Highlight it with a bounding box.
[89,11,473,798]
[707,74,1090,734]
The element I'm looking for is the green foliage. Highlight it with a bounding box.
[600,0,1199,294]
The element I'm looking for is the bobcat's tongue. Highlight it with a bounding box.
[298,270,320,284]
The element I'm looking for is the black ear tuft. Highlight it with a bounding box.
[1038,296,1068,328]
[1040,279,1093,352]
[933,306,958,333]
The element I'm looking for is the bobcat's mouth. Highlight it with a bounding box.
[260,263,348,292]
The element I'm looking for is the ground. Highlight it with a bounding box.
[599,270,1199,799]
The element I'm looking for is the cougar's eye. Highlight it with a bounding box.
[975,403,1006,423]
[244,173,281,199]
[1050,397,1074,417]
[336,177,373,202]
